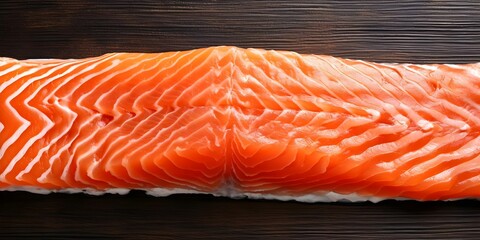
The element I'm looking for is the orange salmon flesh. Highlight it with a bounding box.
[1,46,479,202]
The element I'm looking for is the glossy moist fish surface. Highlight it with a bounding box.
[0,46,479,202]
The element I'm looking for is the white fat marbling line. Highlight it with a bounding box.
[0,64,22,77]
[445,64,464,70]
[14,61,84,181]
[95,53,166,115]
[60,56,124,184]
[42,55,123,182]
[173,48,231,107]
[470,66,480,77]
[35,101,77,183]
[0,113,30,174]
[0,68,41,160]
[417,64,439,71]
[269,50,320,99]
[0,60,83,180]
[239,49,296,110]
[153,48,212,108]
[35,55,120,184]
[0,58,9,66]
[76,54,150,163]
[185,63,230,106]
[18,58,100,180]
[126,52,182,114]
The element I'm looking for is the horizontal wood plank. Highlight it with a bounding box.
[0,0,479,63]
[1,0,480,239]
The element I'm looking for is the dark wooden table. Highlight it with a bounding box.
[1,1,480,239]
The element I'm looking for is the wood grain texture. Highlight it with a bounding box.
[1,0,480,239]
[1,0,480,63]
[3,191,480,239]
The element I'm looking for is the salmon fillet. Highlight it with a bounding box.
[1,46,479,202]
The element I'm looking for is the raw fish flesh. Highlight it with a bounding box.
[1,46,479,202]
